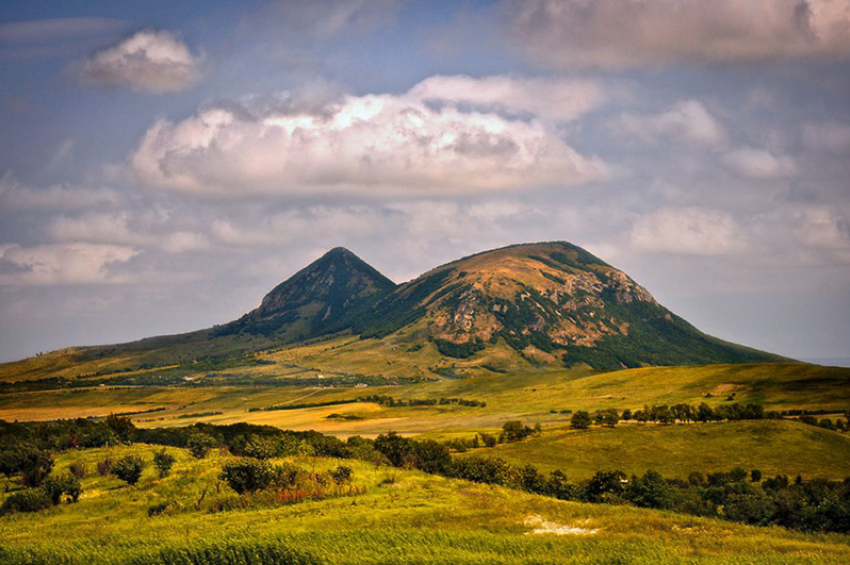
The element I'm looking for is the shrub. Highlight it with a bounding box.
[68,460,87,479]
[571,411,592,430]
[112,455,145,485]
[501,421,533,442]
[153,450,176,478]
[751,469,762,483]
[0,446,54,487]
[147,502,171,517]
[330,465,352,485]
[221,459,275,494]
[412,440,451,474]
[187,432,217,459]
[96,456,114,477]
[374,432,414,468]
[0,488,52,515]
[41,475,81,504]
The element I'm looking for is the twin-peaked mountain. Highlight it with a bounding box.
[214,242,783,368]
[1,242,785,382]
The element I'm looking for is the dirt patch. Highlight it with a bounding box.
[524,515,599,535]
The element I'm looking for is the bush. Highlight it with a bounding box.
[221,459,275,494]
[96,456,114,476]
[0,488,52,515]
[41,475,81,504]
[330,465,352,485]
[374,432,414,468]
[68,460,87,479]
[571,411,592,430]
[112,455,145,485]
[153,450,176,478]
[187,432,217,459]
[412,440,451,474]
[0,446,54,487]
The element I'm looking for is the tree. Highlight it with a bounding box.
[153,450,175,478]
[697,402,714,423]
[571,411,591,430]
[112,455,145,485]
[413,440,451,474]
[1,446,54,486]
[187,432,217,459]
[584,470,627,502]
[374,432,414,467]
[545,470,576,500]
[626,470,674,509]
[501,421,533,442]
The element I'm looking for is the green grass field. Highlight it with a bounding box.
[2,444,850,565]
[456,419,850,480]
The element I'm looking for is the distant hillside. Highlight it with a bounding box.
[0,242,788,383]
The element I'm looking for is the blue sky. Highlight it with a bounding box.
[1,0,849,363]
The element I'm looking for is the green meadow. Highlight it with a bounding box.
[2,444,850,565]
[456,419,850,480]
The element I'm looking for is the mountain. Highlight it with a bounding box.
[217,247,396,342]
[0,242,787,383]
[352,242,786,368]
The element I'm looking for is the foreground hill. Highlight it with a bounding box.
[1,444,849,565]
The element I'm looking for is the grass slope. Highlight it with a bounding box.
[2,444,850,564]
[458,420,850,480]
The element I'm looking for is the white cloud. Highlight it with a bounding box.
[722,147,798,178]
[129,76,606,197]
[408,75,604,121]
[506,0,850,69]
[611,100,725,146]
[631,208,744,255]
[0,243,139,285]
[80,29,203,93]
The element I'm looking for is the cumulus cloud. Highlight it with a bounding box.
[631,207,744,255]
[506,0,850,69]
[80,29,204,93]
[0,243,138,285]
[128,75,606,197]
[722,147,798,178]
[611,100,725,146]
[408,75,604,121]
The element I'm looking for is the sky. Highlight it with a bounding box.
[1,0,849,363]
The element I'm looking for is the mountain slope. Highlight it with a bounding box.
[349,242,785,368]
[217,247,396,341]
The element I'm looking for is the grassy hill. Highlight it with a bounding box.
[2,444,849,565]
[457,419,850,480]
